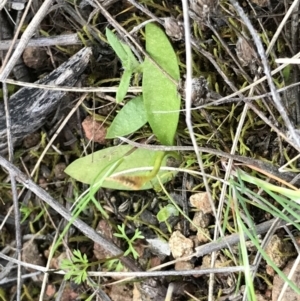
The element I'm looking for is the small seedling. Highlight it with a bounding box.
[113,224,144,259]
[103,258,124,271]
[61,249,89,285]
[106,28,142,103]
[66,23,182,191]
[157,204,179,233]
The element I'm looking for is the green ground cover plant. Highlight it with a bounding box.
[65,23,181,190]
[61,22,182,283]
[2,1,300,300]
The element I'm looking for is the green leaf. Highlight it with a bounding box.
[131,229,144,240]
[142,23,180,146]
[157,204,179,223]
[122,43,140,71]
[106,28,141,103]
[64,271,72,281]
[116,69,132,103]
[106,27,140,70]
[64,145,177,190]
[106,28,128,64]
[106,96,147,138]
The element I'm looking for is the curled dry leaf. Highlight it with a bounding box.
[82,115,107,144]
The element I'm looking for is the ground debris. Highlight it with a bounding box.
[82,115,107,144]
[169,230,194,258]
[272,259,300,301]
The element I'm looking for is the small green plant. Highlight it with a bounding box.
[19,204,44,223]
[156,204,179,233]
[114,224,144,259]
[65,23,181,191]
[105,23,180,145]
[105,28,142,103]
[103,258,124,271]
[60,26,181,286]
[61,249,89,285]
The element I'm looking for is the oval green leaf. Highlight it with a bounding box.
[106,96,147,138]
[64,145,177,190]
[142,23,180,146]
